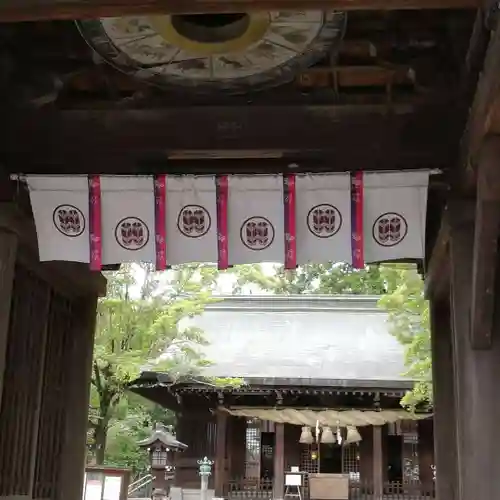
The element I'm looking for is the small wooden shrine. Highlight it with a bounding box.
[131,295,434,500]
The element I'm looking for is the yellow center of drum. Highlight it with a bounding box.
[149,13,270,55]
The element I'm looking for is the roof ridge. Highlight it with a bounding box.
[211,294,383,299]
[204,294,384,311]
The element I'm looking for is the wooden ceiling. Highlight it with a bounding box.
[0,10,476,104]
[0,4,482,180]
[0,0,480,22]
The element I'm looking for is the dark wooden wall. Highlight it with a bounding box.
[0,198,104,500]
[175,410,217,488]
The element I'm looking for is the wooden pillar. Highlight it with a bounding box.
[449,197,500,500]
[429,295,457,500]
[273,423,285,500]
[58,295,99,500]
[372,426,383,499]
[358,426,373,487]
[229,417,246,479]
[283,424,301,471]
[0,227,17,414]
[214,410,228,499]
[417,419,434,488]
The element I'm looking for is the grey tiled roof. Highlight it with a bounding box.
[180,295,409,387]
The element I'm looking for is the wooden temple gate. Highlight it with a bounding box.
[0,0,500,500]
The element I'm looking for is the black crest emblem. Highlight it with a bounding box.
[372,212,408,247]
[115,217,149,250]
[53,204,85,237]
[177,205,211,238]
[240,216,275,251]
[307,204,342,238]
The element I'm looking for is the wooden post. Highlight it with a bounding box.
[58,295,99,500]
[429,295,457,500]
[449,199,500,500]
[274,423,285,500]
[417,420,434,488]
[214,410,228,499]
[0,229,17,414]
[373,425,384,499]
[358,426,374,487]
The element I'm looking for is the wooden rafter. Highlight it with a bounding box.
[0,0,480,23]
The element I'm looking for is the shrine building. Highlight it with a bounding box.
[130,295,434,500]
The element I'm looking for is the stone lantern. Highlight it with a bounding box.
[137,423,187,496]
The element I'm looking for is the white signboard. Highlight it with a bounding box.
[84,475,104,500]
[103,476,122,500]
[285,473,303,486]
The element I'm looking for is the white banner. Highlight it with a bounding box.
[227,175,284,265]
[100,176,156,265]
[363,171,429,263]
[295,173,352,265]
[166,176,218,265]
[25,171,431,269]
[27,175,90,263]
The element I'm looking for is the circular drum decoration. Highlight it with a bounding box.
[76,11,346,94]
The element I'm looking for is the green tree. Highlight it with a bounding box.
[102,394,176,475]
[378,267,431,411]
[233,263,390,295]
[89,263,219,465]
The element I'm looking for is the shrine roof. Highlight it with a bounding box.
[155,295,411,389]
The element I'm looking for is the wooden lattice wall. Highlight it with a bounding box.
[0,265,51,496]
[0,201,104,500]
[0,262,84,499]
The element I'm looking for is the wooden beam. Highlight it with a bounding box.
[424,11,490,292]
[429,296,458,500]
[68,64,415,93]
[424,217,450,300]
[214,410,228,499]
[470,137,500,349]
[1,104,464,173]
[0,229,17,417]
[372,425,384,500]
[425,200,475,300]
[448,200,500,500]
[273,423,285,500]
[0,0,480,23]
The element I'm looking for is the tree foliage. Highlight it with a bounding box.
[378,268,431,411]
[233,263,391,295]
[89,263,220,466]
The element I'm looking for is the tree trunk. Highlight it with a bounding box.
[94,418,109,465]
